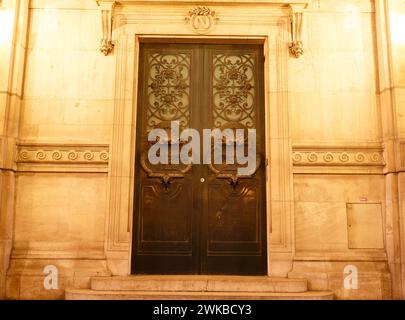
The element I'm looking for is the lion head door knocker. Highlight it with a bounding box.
[141,122,192,191]
[207,123,261,191]
[185,6,219,35]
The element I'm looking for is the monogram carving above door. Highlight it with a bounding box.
[132,43,267,275]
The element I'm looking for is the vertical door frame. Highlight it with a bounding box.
[105,5,294,277]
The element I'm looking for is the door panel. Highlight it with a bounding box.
[132,44,200,274]
[132,43,266,275]
[201,46,267,275]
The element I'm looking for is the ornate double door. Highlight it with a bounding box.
[131,43,267,275]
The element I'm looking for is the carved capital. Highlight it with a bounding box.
[289,4,306,58]
[96,1,116,56]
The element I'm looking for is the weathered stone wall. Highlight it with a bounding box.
[0,0,404,299]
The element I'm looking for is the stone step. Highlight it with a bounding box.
[65,289,334,300]
[90,276,308,293]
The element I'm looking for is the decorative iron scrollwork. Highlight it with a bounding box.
[213,53,256,129]
[146,52,191,132]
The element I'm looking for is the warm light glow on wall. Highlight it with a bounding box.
[42,6,59,30]
[343,5,360,30]
[390,12,405,45]
[0,8,14,45]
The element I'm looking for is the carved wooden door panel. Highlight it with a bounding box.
[132,43,267,275]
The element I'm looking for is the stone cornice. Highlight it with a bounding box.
[95,0,310,57]
[113,0,310,6]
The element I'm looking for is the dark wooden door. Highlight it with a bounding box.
[131,43,267,275]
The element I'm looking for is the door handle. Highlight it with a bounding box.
[140,152,192,189]
[207,152,262,190]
